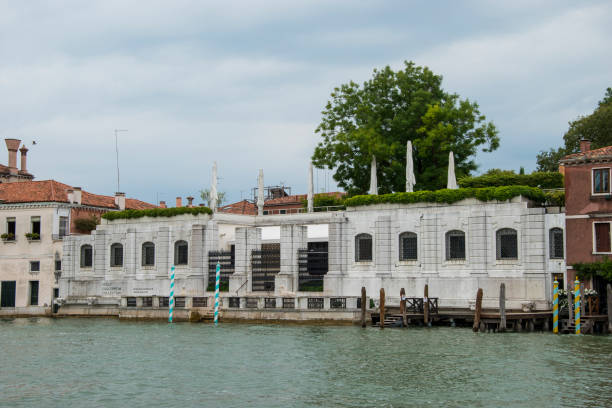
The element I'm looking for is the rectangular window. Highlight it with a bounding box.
[593,168,610,194]
[595,223,611,253]
[30,261,40,272]
[229,297,240,308]
[31,216,41,238]
[142,297,153,307]
[175,297,186,308]
[158,297,169,308]
[1,281,16,307]
[330,298,346,309]
[264,298,276,308]
[29,281,39,306]
[307,297,324,309]
[279,209,286,214]
[59,216,68,237]
[282,298,295,309]
[126,297,137,307]
[55,260,62,271]
[192,297,207,307]
[6,217,16,240]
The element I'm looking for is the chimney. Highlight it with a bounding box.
[159,201,167,208]
[580,139,591,153]
[5,139,21,175]
[19,145,28,173]
[115,192,126,211]
[67,189,74,204]
[176,197,182,207]
[72,187,82,205]
[186,196,194,207]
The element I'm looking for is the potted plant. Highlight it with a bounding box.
[1,232,15,241]
[25,232,40,241]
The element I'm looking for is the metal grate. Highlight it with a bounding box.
[245,298,258,308]
[264,298,277,308]
[307,298,324,309]
[355,234,373,261]
[142,297,153,307]
[192,297,207,307]
[175,297,186,308]
[126,297,137,307]
[399,232,417,260]
[330,298,346,309]
[446,230,465,260]
[496,228,518,259]
[229,297,240,308]
[159,297,169,308]
[298,242,328,292]
[282,298,295,309]
[549,228,564,259]
[251,243,280,291]
[208,247,235,291]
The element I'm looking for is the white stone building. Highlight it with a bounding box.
[58,195,566,320]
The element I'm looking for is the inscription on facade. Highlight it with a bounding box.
[101,282,123,296]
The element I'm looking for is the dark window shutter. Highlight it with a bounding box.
[595,223,611,252]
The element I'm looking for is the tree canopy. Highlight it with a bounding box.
[311,61,499,195]
[536,87,612,172]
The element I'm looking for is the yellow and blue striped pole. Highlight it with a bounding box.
[574,278,580,335]
[214,262,220,325]
[552,280,559,334]
[169,265,175,323]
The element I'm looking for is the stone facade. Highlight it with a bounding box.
[58,197,566,320]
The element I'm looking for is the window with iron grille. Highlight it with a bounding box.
[208,248,235,292]
[356,298,362,309]
[594,223,611,253]
[110,243,123,267]
[55,260,61,271]
[192,297,207,307]
[229,297,240,308]
[593,168,610,193]
[159,297,169,307]
[251,243,280,291]
[307,298,324,309]
[496,228,518,260]
[264,298,277,308]
[175,297,186,308]
[399,232,417,261]
[126,297,137,307]
[30,261,40,272]
[174,240,188,265]
[330,298,346,309]
[245,298,258,308]
[549,228,564,259]
[142,242,155,266]
[445,230,465,260]
[355,233,372,261]
[142,297,153,307]
[59,216,69,237]
[80,245,93,267]
[282,298,295,309]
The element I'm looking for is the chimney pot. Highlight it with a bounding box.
[176,197,182,207]
[19,145,28,173]
[159,200,167,208]
[186,196,194,207]
[5,138,21,174]
[580,139,591,153]
[114,192,126,211]
[72,187,82,205]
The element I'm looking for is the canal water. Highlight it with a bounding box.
[0,318,610,407]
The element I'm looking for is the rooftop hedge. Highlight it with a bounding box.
[102,206,212,221]
[458,171,563,189]
[344,186,547,207]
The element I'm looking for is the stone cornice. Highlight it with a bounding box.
[0,202,112,211]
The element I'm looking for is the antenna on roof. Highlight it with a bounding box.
[114,129,128,192]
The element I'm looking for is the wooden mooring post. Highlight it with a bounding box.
[379,288,385,330]
[473,288,483,333]
[608,284,612,333]
[360,287,367,328]
[499,283,506,332]
[400,288,406,327]
[424,284,430,326]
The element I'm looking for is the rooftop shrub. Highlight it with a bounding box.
[102,206,212,221]
[344,186,546,207]
[574,259,612,282]
[458,171,563,189]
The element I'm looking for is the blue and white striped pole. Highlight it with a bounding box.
[214,262,220,325]
[169,265,175,323]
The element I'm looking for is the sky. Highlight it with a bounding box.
[1,1,610,205]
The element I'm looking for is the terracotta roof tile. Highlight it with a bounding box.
[0,180,156,210]
[217,200,257,215]
[562,146,612,163]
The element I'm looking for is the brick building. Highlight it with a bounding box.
[561,139,612,294]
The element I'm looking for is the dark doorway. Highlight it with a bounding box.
[1,281,16,307]
[29,281,39,306]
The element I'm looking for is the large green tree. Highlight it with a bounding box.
[536,87,612,172]
[312,61,499,194]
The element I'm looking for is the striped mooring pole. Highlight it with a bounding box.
[574,278,580,335]
[169,266,175,323]
[214,262,220,325]
[552,280,559,334]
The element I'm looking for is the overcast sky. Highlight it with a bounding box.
[1,1,610,205]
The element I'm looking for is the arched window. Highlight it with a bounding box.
[446,230,465,260]
[110,243,123,267]
[142,242,155,266]
[80,244,93,267]
[549,228,564,259]
[174,240,188,265]
[496,228,518,260]
[399,232,417,261]
[355,233,373,262]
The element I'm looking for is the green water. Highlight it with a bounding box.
[0,318,610,408]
